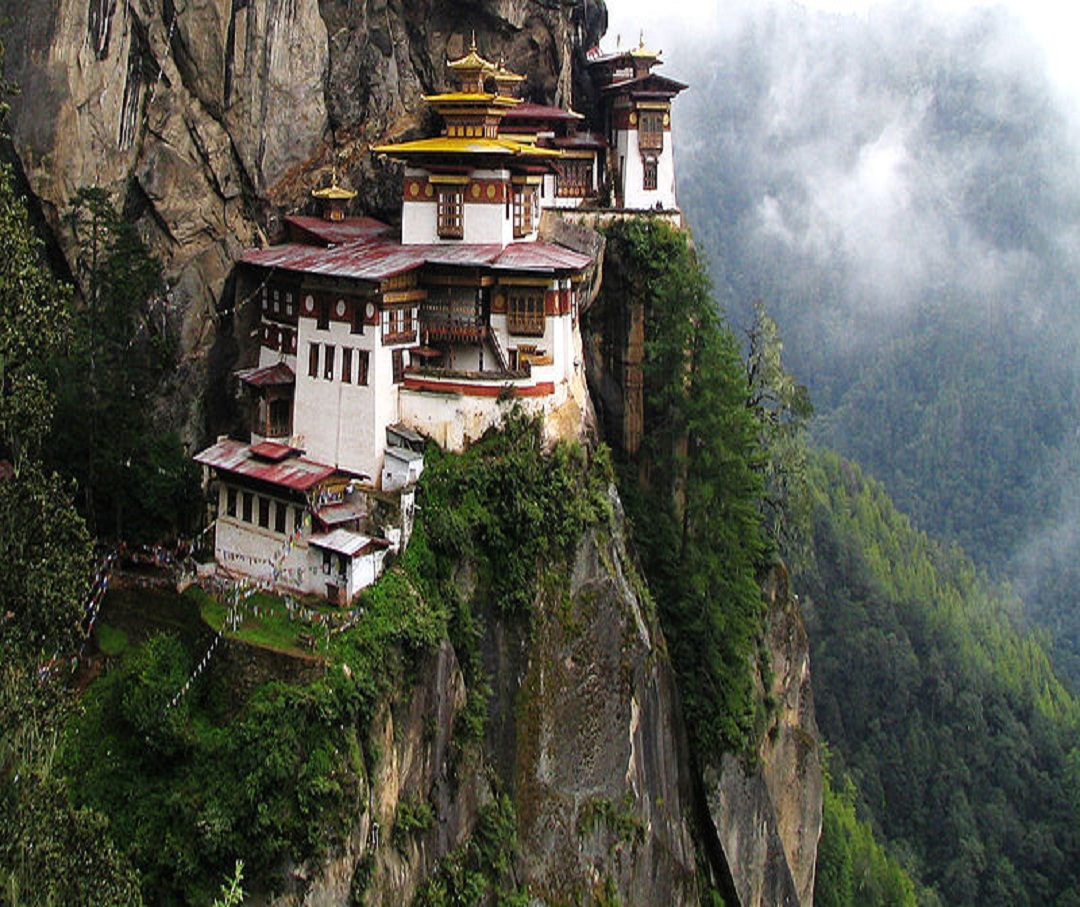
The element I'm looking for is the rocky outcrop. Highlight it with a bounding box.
[705,567,823,907]
[262,490,698,906]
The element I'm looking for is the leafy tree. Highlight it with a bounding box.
[0,162,142,905]
[49,186,197,541]
[816,768,918,907]
[594,217,768,756]
[0,169,72,475]
[745,300,814,566]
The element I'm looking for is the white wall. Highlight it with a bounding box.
[615,125,678,211]
[292,301,382,480]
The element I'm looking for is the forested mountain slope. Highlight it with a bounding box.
[670,0,1080,683]
[801,450,1080,905]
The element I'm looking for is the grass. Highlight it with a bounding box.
[95,622,129,656]
[185,586,342,658]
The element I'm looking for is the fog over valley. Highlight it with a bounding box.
[610,0,1080,677]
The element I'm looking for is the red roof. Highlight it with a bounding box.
[249,440,296,462]
[552,132,607,150]
[194,438,335,492]
[284,215,391,246]
[236,362,295,387]
[600,73,688,96]
[241,238,592,281]
[500,103,583,124]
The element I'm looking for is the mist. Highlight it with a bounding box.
[636,0,1080,672]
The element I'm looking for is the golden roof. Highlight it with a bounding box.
[447,33,498,73]
[311,183,357,200]
[372,136,561,158]
[629,29,661,59]
[422,91,522,107]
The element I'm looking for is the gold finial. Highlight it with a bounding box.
[470,30,477,52]
[639,29,645,49]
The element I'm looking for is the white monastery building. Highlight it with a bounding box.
[195,34,686,603]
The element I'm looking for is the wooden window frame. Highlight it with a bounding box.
[507,292,545,336]
[341,346,353,384]
[242,492,253,523]
[226,487,237,518]
[512,186,536,238]
[317,298,330,330]
[308,342,319,378]
[437,188,464,239]
[323,344,335,381]
[357,349,370,386]
[258,496,270,529]
[392,349,405,384]
[643,158,658,191]
[274,501,287,534]
[638,110,664,152]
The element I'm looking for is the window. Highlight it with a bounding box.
[513,186,536,238]
[643,158,658,191]
[392,349,405,384]
[317,298,330,330]
[308,343,319,378]
[351,301,365,334]
[639,109,664,151]
[357,349,370,386]
[556,159,591,198]
[382,306,416,344]
[275,501,287,534]
[342,347,353,384]
[295,506,306,533]
[437,188,463,238]
[507,293,545,336]
[242,492,253,523]
[258,496,270,529]
[323,345,335,381]
[226,487,237,518]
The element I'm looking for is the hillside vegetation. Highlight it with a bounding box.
[802,450,1080,905]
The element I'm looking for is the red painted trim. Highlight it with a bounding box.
[402,378,556,398]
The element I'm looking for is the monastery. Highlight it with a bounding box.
[194,34,685,603]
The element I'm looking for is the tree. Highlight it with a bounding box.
[0,165,143,905]
[51,187,196,540]
[597,217,768,756]
[0,169,72,475]
[745,301,814,566]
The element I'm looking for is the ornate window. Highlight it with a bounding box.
[638,109,664,152]
[513,186,536,238]
[382,306,416,345]
[507,292,545,336]
[437,188,464,238]
[556,159,592,198]
[643,158,658,191]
